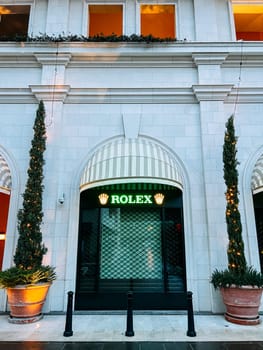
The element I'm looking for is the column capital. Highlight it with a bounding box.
[34,53,72,66]
[29,85,70,102]
[192,84,233,101]
[192,53,229,66]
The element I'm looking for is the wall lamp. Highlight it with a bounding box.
[58,193,65,204]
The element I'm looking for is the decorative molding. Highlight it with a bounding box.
[34,53,72,66]
[68,54,195,68]
[226,87,263,103]
[192,84,233,101]
[122,114,141,138]
[0,86,262,104]
[0,42,263,68]
[192,53,229,66]
[0,88,36,103]
[0,55,40,68]
[29,85,70,102]
[223,54,263,68]
[65,88,197,104]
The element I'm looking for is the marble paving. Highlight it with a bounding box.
[0,314,262,343]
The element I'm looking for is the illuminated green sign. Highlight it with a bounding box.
[110,194,152,204]
[98,192,164,205]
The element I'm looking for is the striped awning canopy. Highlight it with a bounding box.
[80,138,183,192]
[0,154,12,193]
[251,153,263,194]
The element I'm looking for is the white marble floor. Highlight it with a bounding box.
[0,314,262,342]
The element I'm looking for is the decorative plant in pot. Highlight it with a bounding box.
[211,115,263,325]
[0,101,56,324]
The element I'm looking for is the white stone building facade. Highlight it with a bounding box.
[0,0,263,314]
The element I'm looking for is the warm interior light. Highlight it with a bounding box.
[140,4,175,39]
[0,5,29,15]
[154,193,164,205]
[233,5,263,14]
[0,234,5,240]
[88,5,123,36]
[233,4,263,40]
[0,5,30,37]
[99,193,109,205]
[141,5,174,14]
[0,6,11,15]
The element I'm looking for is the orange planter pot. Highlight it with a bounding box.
[6,283,51,324]
[220,286,263,325]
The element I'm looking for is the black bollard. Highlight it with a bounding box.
[63,291,74,337]
[125,291,134,337]
[186,291,196,337]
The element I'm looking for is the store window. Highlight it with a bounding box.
[0,5,30,37]
[232,3,263,41]
[254,192,263,272]
[140,4,175,39]
[0,192,9,269]
[88,5,123,36]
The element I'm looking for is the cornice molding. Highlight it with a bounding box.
[29,85,70,102]
[226,87,263,103]
[0,55,40,68]
[222,54,263,68]
[0,88,36,103]
[0,86,262,104]
[65,87,197,104]
[0,44,263,68]
[68,54,195,68]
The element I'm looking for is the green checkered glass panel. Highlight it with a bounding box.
[100,208,162,279]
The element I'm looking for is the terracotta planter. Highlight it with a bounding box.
[6,282,51,324]
[220,286,263,325]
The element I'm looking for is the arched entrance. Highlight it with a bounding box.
[75,138,186,310]
[0,154,12,269]
[252,153,263,272]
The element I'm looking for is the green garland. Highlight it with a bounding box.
[0,33,181,43]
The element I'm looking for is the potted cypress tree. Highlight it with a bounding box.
[0,101,56,323]
[211,115,263,325]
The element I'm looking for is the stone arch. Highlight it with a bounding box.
[64,136,196,310]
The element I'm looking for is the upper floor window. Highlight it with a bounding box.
[88,5,123,36]
[0,5,30,37]
[140,4,175,39]
[233,3,263,41]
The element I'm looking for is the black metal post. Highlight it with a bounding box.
[63,291,74,337]
[186,291,196,337]
[125,291,134,337]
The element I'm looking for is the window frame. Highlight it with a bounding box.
[231,0,263,41]
[84,0,125,37]
[0,1,33,36]
[136,0,177,39]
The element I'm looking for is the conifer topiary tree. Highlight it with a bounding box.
[223,115,247,275]
[14,100,47,270]
[211,116,263,289]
